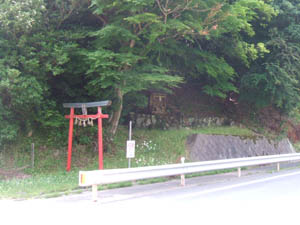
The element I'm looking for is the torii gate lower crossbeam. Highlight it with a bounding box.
[63,101,111,171]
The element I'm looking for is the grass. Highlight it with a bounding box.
[292,142,300,152]
[0,171,78,199]
[0,125,256,199]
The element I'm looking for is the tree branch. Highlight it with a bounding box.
[156,0,168,23]
[94,14,108,26]
[57,0,78,29]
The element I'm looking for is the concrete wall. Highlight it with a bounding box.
[186,134,295,161]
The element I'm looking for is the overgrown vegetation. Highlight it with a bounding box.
[0,126,254,199]
[1,0,298,148]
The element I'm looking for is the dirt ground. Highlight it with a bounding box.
[0,166,31,180]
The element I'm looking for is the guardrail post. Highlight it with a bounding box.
[181,157,185,186]
[237,167,241,178]
[92,184,98,202]
[277,162,280,172]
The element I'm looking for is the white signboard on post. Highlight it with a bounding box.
[126,140,135,158]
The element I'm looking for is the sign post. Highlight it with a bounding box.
[127,121,135,168]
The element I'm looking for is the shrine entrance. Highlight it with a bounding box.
[63,100,111,171]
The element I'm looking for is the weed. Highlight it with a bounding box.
[137,177,169,185]
[0,126,255,199]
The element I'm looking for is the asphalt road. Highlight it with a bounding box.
[2,166,300,225]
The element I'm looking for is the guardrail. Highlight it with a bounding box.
[79,153,300,201]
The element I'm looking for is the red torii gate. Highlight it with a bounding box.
[63,101,111,171]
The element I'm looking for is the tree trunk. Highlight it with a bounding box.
[108,39,135,141]
[108,87,123,140]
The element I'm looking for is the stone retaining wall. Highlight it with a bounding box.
[186,134,295,161]
[130,113,235,129]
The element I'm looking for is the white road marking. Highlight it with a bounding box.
[175,170,300,200]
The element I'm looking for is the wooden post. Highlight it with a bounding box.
[31,143,35,168]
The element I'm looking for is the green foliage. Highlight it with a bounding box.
[195,52,237,98]
[0,118,18,146]
[219,0,276,36]
[240,0,300,113]
[0,126,254,199]
[121,92,148,123]
[0,0,298,146]
[0,0,88,145]
[0,66,43,144]
[86,0,189,97]
[36,101,65,128]
[0,0,46,37]
[87,0,245,99]
[240,72,270,108]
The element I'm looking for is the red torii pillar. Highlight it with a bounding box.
[63,101,111,171]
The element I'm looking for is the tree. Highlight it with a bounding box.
[0,0,87,145]
[0,0,46,144]
[85,0,234,138]
[240,0,300,114]
[0,0,280,147]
